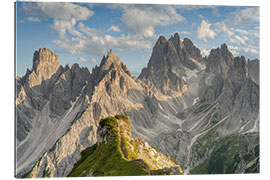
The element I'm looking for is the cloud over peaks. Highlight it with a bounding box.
[119,4,185,38]
[196,20,216,41]
[225,7,259,26]
[22,2,94,41]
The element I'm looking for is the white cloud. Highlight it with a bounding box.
[79,57,87,62]
[196,7,259,59]
[91,58,98,64]
[22,2,94,41]
[108,25,121,32]
[176,5,215,11]
[228,45,240,56]
[22,2,154,56]
[25,17,41,22]
[53,23,152,56]
[213,8,259,59]
[118,4,185,38]
[229,35,248,45]
[196,20,216,41]
[228,44,259,57]
[180,31,191,35]
[243,44,259,55]
[214,22,234,37]
[225,7,259,26]
[234,28,249,35]
[78,22,103,37]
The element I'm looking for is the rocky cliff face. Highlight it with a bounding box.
[16,48,91,176]
[205,44,234,74]
[17,48,157,177]
[139,33,203,96]
[16,34,259,177]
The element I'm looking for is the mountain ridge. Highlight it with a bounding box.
[16,33,259,177]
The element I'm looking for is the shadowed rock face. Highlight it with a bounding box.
[183,38,202,61]
[247,59,259,84]
[16,34,259,177]
[205,43,234,74]
[139,32,202,96]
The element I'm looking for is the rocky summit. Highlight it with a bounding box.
[16,32,259,177]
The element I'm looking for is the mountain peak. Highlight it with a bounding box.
[168,32,181,48]
[32,48,60,73]
[206,43,234,73]
[27,48,61,88]
[221,43,228,51]
[100,49,121,69]
[183,38,202,60]
[107,49,115,57]
[92,49,132,86]
[156,35,167,45]
[174,32,180,40]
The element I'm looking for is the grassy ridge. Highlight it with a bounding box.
[68,115,148,176]
[68,114,182,176]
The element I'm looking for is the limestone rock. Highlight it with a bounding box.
[28,48,61,88]
[16,34,259,177]
[139,32,202,95]
[205,43,234,74]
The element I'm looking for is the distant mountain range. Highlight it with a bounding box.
[16,32,259,177]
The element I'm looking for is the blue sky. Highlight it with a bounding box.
[16,2,259,76]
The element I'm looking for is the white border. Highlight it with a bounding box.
[1,0,269,180]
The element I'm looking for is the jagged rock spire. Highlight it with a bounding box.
[32,48,60,73]
[99,49,122,70]
[206,43,234,74]
[27,48,61,88]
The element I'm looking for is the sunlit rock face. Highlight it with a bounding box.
[16,34,259,177]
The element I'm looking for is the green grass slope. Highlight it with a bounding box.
[68,115,182,177]
[190,132,259,174]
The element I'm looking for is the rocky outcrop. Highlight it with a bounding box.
[16,34,259,177]
[66,115,182,177]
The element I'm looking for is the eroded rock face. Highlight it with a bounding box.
[205,43,234,74]
[28,48,61,88]
[16,35,259,177]
[15,48,92,176]
[183,38,202,61]
[139,32,202,96]
[19,49,153,177]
